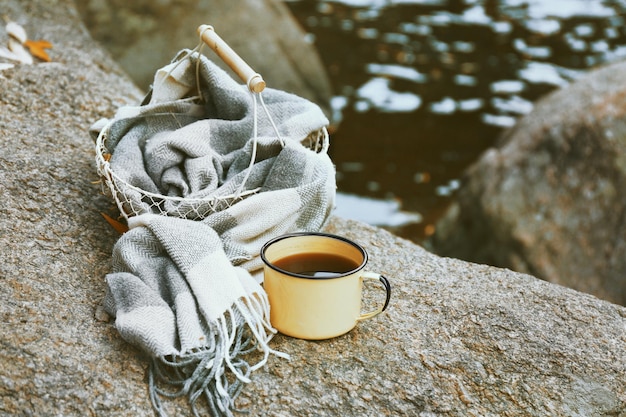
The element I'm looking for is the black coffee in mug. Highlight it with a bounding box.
[272,252,360,278]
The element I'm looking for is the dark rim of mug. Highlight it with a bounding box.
[260,232,368,280]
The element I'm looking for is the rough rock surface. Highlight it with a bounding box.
[1,1,625,416]
[429,60,626,306]
[76,0,334,116]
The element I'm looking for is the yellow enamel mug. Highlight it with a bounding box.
[260,232,391,340]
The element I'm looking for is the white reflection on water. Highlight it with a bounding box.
[355,77,422,112]
[517,62,582,87]
[518,0,615,19]
[319,0,624,125]
[325,0,616,19]
[333,192,423,227]
[366,63,428,82]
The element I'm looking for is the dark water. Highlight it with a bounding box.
[284,0,626,243]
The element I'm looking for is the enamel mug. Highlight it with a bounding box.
[260,232,391,340]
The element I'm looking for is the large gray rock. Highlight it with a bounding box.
[429,60,626,306]
[1,1,625,416]
[76,0,334,116]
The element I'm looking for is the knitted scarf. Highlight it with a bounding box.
[92,50,336,416]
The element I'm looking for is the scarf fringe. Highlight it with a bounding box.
[148,293,289,417]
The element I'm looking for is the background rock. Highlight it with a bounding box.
[0,1,625,416]
[75,0,334,116]
[429,59,626,306]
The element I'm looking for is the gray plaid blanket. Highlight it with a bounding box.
[93,50,336,416]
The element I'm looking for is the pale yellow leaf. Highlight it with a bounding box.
[6,21,27,44]
[0,46,21,62]
[7,38,33,64]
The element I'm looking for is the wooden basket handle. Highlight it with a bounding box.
[197,24,266,93]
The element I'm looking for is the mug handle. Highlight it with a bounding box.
[357,272,391,321]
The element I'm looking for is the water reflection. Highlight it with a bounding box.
[285,0,626,242]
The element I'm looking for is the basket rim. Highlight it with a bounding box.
[94,120,260,209]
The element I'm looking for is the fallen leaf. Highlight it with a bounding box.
[0,46,21,62]
[7,38,33,64]
[6,21,27,44]
[101,212,129,234]
[24,39,52,62]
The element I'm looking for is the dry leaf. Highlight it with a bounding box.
[7,38,33,64]
[101,212,129,234]
[6,21,27,44]
[0,46,21,62]
[24,39,52,62]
